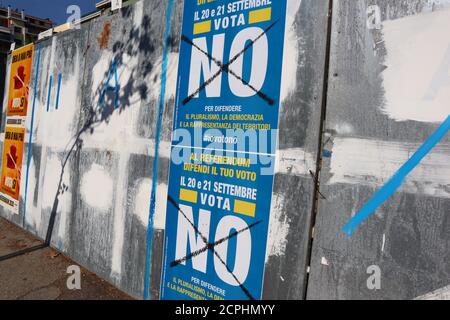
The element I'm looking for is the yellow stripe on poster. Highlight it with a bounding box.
[234,199,256,217]
[248,7,272,24]
[193,20,211,35]
[179,188,198,204]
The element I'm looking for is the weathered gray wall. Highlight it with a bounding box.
[1,0,449,300]
[308,0,450,299]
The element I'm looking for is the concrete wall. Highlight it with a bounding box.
[1,0,449,300]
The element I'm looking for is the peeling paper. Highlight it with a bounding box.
[111,154,130,279]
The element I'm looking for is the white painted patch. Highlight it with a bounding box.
[56,201,69,247]
[32,41,55,147]
[266,192,290,263]
[42,46,81,149]
[154,182,168,230]
[134,178,167,230]
[321,257,329,266]
[42,156,62,208]
[91,51,114,102]
[382,8,450,122]
[80,164,113,210]
[280,0,302,102]
[421,0,450,13]
[86,41,142,150]
[1,56,10,117]
[328,137,450,198]
[68,138,170,159]
[415,284,450,300]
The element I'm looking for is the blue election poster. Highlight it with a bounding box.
[161,0,288,300]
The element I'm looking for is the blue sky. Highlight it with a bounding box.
[1,0,97,24]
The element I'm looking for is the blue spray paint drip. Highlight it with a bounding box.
[23,46,41,226]
[55,74,62,110]
[143,0,174,300]
[46,75,53,112]
[342,115,450,236]
[99,61,119,109]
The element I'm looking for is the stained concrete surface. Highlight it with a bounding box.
[0,217,133,300]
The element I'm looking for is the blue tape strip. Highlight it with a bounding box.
[46,75,53,112]
[23,46,41,226]
[342,114,450,236]
[143,0,174,300]
[55,73,62,110]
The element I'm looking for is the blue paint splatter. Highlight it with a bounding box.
[143,0,174,300]
[342,115,450,236]
[55,73,62,110]
[23,46,41,226]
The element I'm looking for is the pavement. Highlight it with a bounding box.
[0,217,133,300]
